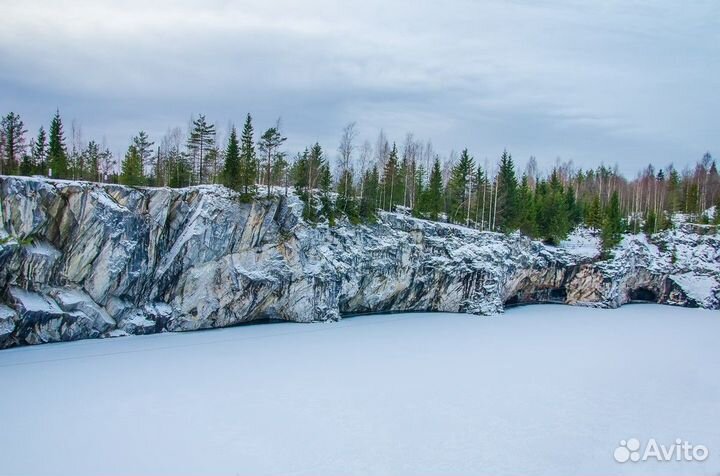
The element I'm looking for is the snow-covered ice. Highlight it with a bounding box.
[0,305,718,475]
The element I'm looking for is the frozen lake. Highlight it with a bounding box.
[0,304,718,475]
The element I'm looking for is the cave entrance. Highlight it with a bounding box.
[548,288,567,302]
[629,287,657,303]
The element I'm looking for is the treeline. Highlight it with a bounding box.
[2,111,719,249]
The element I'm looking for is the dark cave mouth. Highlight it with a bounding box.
[504,287,567,307]
[629,287,658,303]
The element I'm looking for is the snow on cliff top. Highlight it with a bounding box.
[559,227,601,259]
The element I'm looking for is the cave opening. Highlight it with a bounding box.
[549,288,567,301]
[629,287,657,303]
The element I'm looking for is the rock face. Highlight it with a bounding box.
[0,176,718,349]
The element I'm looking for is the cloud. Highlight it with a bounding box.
[0,0,717,174]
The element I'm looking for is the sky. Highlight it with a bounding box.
[1,0,718,176]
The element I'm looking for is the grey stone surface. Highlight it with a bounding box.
[0,176,717,349]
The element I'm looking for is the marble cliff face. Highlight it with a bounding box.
[0,176,717,349]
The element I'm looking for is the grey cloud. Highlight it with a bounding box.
[1,0,717,175]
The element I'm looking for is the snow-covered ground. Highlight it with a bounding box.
[0,305,718,475]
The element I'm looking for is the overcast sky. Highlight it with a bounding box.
[2,0,718,175]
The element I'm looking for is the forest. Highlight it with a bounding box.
[1,110,718,250]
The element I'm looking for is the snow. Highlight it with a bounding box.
[559,227,601,258]
[0,304,718,475]
[25,240,61,257]
[669,273,719,307]
[8,287,63,314]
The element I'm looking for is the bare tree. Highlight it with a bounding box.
[358,140,372,201]
[338,122,357,212]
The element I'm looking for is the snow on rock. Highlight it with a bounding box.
[0,175,718,349]
[559,227,601,259]
[668,273,719,308]
[0,304,15,346]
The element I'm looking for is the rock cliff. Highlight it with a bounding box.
[1,176,718,348]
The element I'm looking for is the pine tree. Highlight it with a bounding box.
[1,112,27,175]
[187,114,216,184]
[120,145,144,186]
[258,126,286,197]
[222,126,241,190]
[132,131,155,175]
[48,110,68,178]
[447,148,475,224]
[239,114,257,194]
[495,150,519,232]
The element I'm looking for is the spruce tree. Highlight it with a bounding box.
[1,112,27,175]
[516,175,537,237]
[32,126,48,175]
[412,164,426,218]
[319,162,335,225]
[473,165,488,229]
[293,149,310,194]
[585,196,603,230]
[685,183,699,215]
[222,126,241,190]
[359,166,379,222]
[601,191,624,250]
[495,150,519,232]
[167,147,192,188]
[19,153,33,176]
[382,143,401,211]
[667,169,682,211]
[48,110,68,178]
[643,210,657,235]
[535,176,569,245]
[83,140,101,181]
[426,157,444,221]
[447,148,475,224]
[239,114,257,194]
[120,145,144,186]
[336,168,358,221]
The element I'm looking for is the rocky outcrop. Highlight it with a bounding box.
[0,176,718,348]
